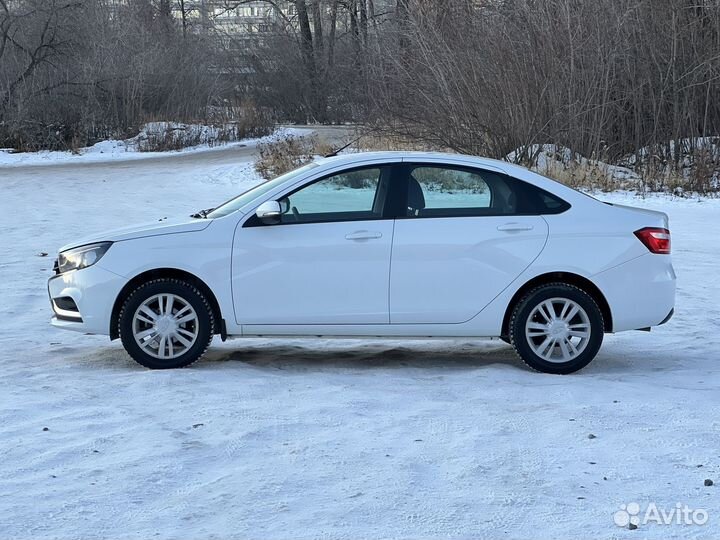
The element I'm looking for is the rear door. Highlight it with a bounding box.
[389,162,552,324]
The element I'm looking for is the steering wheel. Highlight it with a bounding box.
[292,206,300,221]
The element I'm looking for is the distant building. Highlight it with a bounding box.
[174,1,293,43]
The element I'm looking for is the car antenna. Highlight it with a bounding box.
[324,135,362,158]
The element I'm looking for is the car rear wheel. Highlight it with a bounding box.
[118,278,214,369]
[509,283,604,374]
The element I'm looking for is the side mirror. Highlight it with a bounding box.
[255,200,282,224]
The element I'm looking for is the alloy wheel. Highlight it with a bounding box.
[524,297,592,363]
[131,293,199,360]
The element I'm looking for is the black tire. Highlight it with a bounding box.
[509,283,604,374]
[118,278,214,369]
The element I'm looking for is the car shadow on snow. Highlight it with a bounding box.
[207,340,530,372]
[202,338,693,376]
[55,340,525,373]
[62,338,681,375]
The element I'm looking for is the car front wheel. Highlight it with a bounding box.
[509,283,604,374]
[118,278,214,369]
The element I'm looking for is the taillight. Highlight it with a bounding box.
[634,227,671,254]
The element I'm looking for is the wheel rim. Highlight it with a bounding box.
[525,297,591,364]
[132,294,199,360]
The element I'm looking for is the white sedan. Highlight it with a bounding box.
[48,152,675,374]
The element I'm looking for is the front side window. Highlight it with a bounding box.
[277,167,386,224]
[405,165,569,217]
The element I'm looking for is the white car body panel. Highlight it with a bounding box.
[389,216,548,323]
[231,219,394,324]
[592,253,675,331]
[58,217,212,252]
[48,151,675,347]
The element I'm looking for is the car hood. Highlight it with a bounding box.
[59,216,212,252]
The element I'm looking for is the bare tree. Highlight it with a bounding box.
[0,0,81,113]
[3,0,719,180]
[368,0,720,175]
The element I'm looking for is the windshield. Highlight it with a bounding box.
[206,162,320,219]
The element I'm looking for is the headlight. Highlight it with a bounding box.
[57,242,112,273]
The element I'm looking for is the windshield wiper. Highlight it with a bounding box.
[191,208,214,219]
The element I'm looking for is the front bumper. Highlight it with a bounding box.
[48,263,128,335]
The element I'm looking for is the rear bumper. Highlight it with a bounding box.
[658,307,674,326]
[592,253,676,332]
[48,264,127,335]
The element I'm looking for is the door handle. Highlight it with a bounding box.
[345,230,383,240]
[497,223,534,232]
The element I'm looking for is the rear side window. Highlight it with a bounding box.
[404,165,569,217]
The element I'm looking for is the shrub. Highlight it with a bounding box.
[254,133,320,180]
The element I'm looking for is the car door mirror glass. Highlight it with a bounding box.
[255,200,282,224]
[278,197,290,214]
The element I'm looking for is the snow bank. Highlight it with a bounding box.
[622,137,720,193]
[506,143,640,184]
[0,125,312,168]
[507,141,720,194]
[625,137,720,165]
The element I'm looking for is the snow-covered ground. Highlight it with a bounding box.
[1,146,719,540]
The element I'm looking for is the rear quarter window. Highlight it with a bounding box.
[507,174,571,215]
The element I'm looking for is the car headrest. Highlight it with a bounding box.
[408,176,426,211]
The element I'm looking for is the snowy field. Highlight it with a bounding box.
[1,143,719,540]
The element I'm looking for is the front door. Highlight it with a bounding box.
[232,165,396,325]
[389,163,550,324]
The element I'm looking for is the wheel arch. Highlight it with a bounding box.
[110,268,223,340]
[501,272,613,337]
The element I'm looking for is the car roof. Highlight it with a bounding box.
[315,151,511,170]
